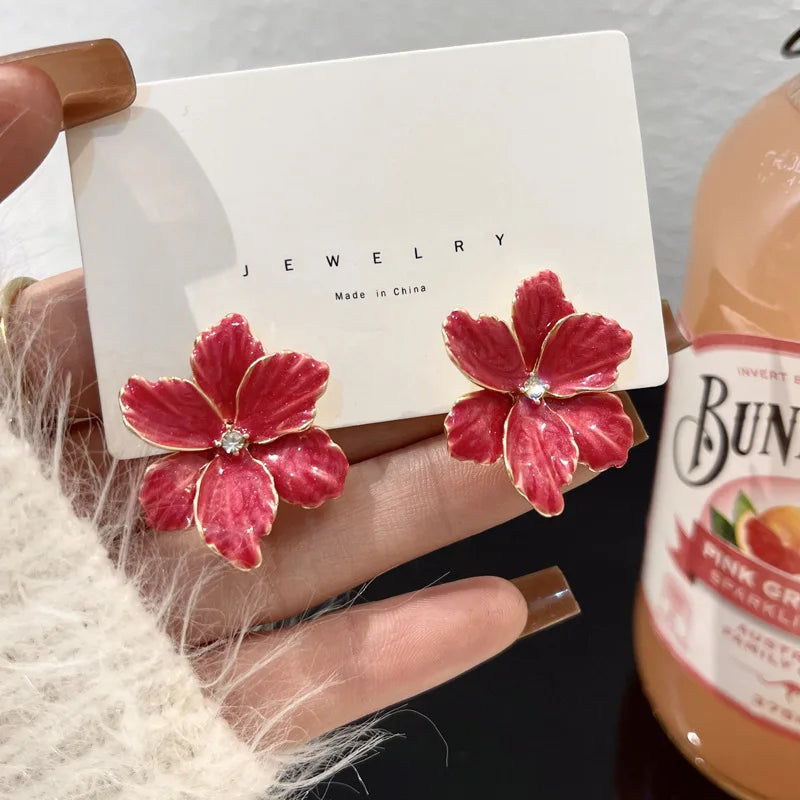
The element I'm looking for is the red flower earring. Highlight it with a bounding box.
[442,270,634,516]
[120,314,348,570]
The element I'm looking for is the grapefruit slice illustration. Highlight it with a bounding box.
[735,506,800,575]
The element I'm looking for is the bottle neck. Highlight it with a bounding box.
[680,77,800,343]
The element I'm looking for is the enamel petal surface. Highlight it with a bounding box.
[504,396,578,516]
[536,314,632,397]
[235,351,329,443]
[443,311,528,392]
[511,271,575,370]
[444,390,514,464]
[191,313,266,420]
[548,392,634,471]
[120,377,225,450]
[194,450,278,570]
[139,451,210,530]
[252,427,348,508]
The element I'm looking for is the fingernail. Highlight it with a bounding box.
[0,39,136,129]
[617,390,648,446]
[662,299,690,355]
[512,566,580,638]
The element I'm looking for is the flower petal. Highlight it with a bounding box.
[442,311,528,392]
[512,271,575,370]
[120,377,226,450]
[252,427,348,508]
[139,451,210,531]
[536,313,632,397]
[194,450,278,570]
[191,314,266,421]
[444,390,514,464]
[504,396,578,516]
[235,352,330,443]
[548,393,633,471]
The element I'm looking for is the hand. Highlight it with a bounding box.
[1,42,585,745]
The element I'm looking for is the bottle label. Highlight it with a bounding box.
[643,331,800,737]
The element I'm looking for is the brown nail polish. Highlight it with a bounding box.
[0,39,136,129]
[512,566,580,638]
[617,390,648,446]
[661,299,690,355]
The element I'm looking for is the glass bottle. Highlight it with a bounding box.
[635,73,800,799]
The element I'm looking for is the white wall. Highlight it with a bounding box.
[2,0,799,305]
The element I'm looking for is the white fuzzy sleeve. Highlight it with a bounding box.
[0,416,282,799]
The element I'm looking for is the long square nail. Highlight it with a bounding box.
[0,39,136,129]
[512,566,580,638]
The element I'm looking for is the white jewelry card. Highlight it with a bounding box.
[67,31,667,459]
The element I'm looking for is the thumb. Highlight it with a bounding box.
[0,62,62,202]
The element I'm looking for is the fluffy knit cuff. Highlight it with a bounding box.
[0,417,281,799]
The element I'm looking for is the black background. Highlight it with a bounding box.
[325,386,736,800]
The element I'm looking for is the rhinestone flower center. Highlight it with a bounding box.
[219,428,248,454]
[522,374,548,401]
